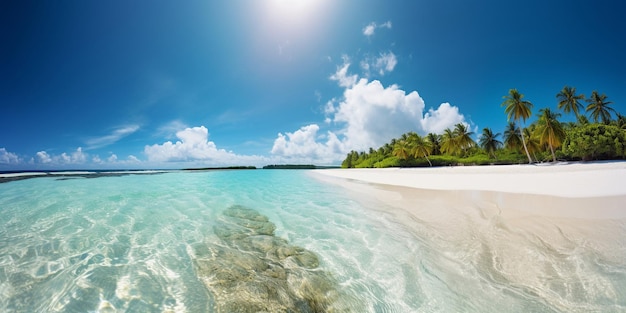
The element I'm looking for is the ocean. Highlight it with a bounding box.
[0,170,624,312]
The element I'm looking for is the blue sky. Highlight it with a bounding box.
[1,0,625,170]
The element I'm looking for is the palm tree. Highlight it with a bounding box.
[440,128,458,155]
[453,123,476,156]
[426,133,441,155]
[535,108,566,162]
[502,89,534,163]
[586,90,615,124]
[392,140,410,160]
[615,113,626,130]
[479,128,502,159]
[408,133,433,166]
[556,86,585,118]
[503,122,522,152]
[383,143,393,155]
[577,114,590,126]
[523,127,541,162]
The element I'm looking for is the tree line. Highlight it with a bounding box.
[342,86,626,168]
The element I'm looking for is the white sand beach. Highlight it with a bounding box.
[312,161,626,218]
[313,161,626,198]
[311,162,626,311]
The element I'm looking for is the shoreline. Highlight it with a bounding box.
[311,161,626,198]
[310,161,626,219]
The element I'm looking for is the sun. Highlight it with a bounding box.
[268,0,319,16]
[265,0,328,26]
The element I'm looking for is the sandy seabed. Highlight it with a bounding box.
[310,162,626,311]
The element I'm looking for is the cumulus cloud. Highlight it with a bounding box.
[271,63,468,163]
[35,148,88,165]
[107,154,118,163]
[421,102,467,134]
[85,125,140,150]
[271,124,344,163]
[89,153,142,166]
[144,126,267,166]
[107,154,140,165]
[36,151,52,163]
[362,21,392,37]
[0,148,20,164]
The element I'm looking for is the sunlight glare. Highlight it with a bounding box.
[266,0,327,25]
[269,0,318,16]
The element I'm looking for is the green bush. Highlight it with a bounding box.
[562,124,626,160]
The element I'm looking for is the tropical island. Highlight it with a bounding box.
[341,86,626,168]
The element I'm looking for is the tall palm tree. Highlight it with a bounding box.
[535,108,566,162]
[523,127,540,162]
[503,122,522,152]
[502,89,534,163]
[586,90,615,124]
[392,140,410,160]
[453,123,476,156]
[408,133,433,166]
[440,128,458,156]
[479,128,502,159]
[556,86,585,118]
[426,133,441,155]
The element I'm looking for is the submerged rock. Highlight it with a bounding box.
[192,205,353,312]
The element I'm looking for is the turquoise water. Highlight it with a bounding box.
[0,170,625,312]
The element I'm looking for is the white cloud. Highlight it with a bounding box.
[329,61,357,88]
[361,51,398,76]
[335,78,467,149]
[144,126,268,166]
[107,154,118,163]
[271,64,468,164]
[35,148,88,165]
[90,153,142,166]
[332,78,426,151]
[363,23,376,37]
[85,125,140,150]
[271,124,344,164]
[36,151,52,164]
[362,21,392,37]
[375,52,397,74]
[0,148,20,164]
[71,147,87,164]
[421,102,466,134]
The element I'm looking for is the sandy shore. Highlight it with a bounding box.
[311,161,626,219]
[313,161,626,198]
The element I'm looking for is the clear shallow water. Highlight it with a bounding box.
[0,170,625,312]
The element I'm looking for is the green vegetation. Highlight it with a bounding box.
[342,86,625,168]
[262,164,339,169]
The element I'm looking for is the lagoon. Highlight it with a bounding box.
[0,169,624,312]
